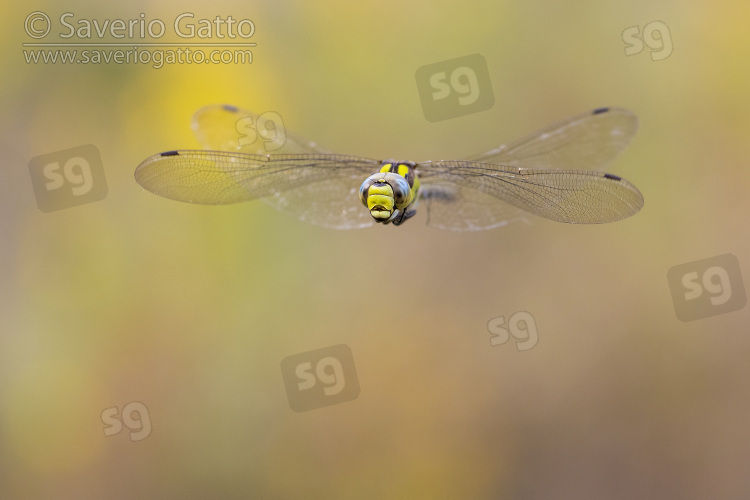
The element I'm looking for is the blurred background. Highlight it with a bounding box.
[2,0,750,498]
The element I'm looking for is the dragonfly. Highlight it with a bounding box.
[135,104,644,231]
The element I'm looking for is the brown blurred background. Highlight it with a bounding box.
[2,0,750,498]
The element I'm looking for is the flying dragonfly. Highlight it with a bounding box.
[135,105,644,231]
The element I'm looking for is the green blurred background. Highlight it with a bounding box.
[2,0,750,498]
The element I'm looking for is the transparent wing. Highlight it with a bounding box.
[418,183,527,231]
[415,160,643,230]
[135,151,380,229]
[191,104,330,155]
[190,104,356,223]
[416,107,642,230]
[464,107,638,172]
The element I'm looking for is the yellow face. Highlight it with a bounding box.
[365,181,397,220]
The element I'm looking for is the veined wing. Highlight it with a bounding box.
[192,104,330,155]
[190,104,357,224]
[418,182,527,231]
[135,150,380,229]
[415,160,644,229]
[464,107,638,172]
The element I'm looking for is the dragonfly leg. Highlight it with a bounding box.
[391,207,417,226]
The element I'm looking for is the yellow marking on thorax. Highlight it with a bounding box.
[380,163,412,179]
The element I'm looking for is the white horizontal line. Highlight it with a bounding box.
[22,43,257,47]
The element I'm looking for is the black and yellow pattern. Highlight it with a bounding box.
[135,105,644,231]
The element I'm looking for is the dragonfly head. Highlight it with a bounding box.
[359,172,412,223]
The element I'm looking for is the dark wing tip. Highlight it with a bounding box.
[603,173,622,181]
[222,104,239,113]
[592,107,610,115]
[160,150,180,157]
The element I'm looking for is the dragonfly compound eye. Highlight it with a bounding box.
[388,174,412,209]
